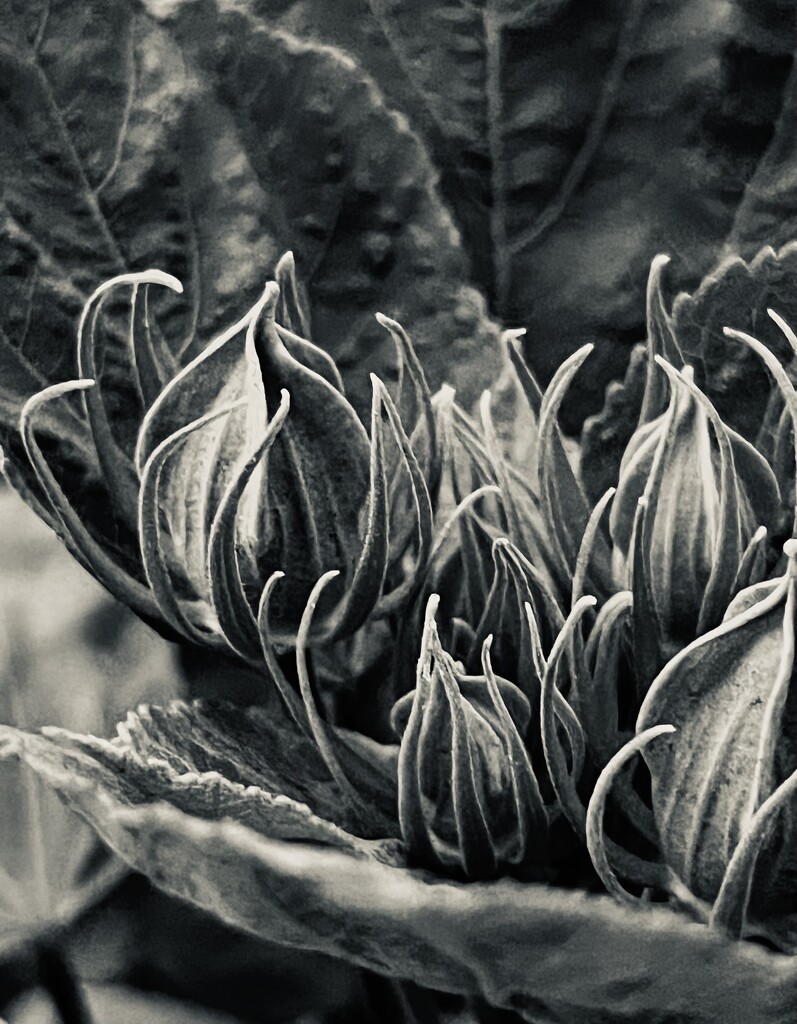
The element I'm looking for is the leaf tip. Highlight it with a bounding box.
[375,311,397,330]
[275,250,295,274]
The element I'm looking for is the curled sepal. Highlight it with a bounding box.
[711,767,797,942]
[375,313,438,491]
[637,255,683,428]
[207,391,291,661]
[274,251,311,340]
[623,360,780,678]
[477,390,552,575]
[138,401,246,646]
[506,331,543,421]
[582,590,634,763]
[255,573,400,839]
[136,285,259,473]
[637,542,797,941]
[724,322,797,534]
[733,526,770,597]
[587,725,674,903]
[129,278,181,410]
[541,603,682,894]
[539,597,594,837]
[473,537,564,699]
[536,346,606,593]
[572,487,617,606]
[134,287,270,606]
[393,597,548,880]
[610,363,780,571]
[77,271,184,528]
[586,725,708,919]
[369,375,433,614]
[446,399,557,591]
[20,381,160,623]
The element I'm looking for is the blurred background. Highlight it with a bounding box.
[0,482,397,1024]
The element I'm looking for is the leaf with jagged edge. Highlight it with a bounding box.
[0,0,499,574]
[672,242,797,444]
[2,725,401,865]
[582,241,797,502]
[101,697,399,841]
[2,723,797,1023]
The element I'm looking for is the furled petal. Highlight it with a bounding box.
[76,271,183,529]
[506,340,610,601]
[637,255,684,428]
[620,360,780,682]
[237,289,391,643]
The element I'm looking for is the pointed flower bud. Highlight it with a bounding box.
[129,278,394,650]
[391,596,548,880]
[16,262,436,656]
[632,540,797,949]
[611,360,780,679]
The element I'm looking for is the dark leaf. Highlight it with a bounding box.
[0,0,498,553]
[343,0,797,428]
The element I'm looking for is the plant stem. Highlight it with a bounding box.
[35,941,94,1024]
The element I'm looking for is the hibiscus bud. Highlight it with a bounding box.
[392,596,548,880]
[228,284,392,644]
[635,539,797,948]
[612,360,780,679]
[20,265,427,653]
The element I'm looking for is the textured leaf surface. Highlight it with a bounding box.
[672,243,797,442]
[338,0,797,429]
[639,587,781,884]
[3,716,797,1022]
[0,0,498,544]
[43,695,398,843]
[637,574,797,940]
[4,725,400,865]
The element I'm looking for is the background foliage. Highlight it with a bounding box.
[3,0,797,441]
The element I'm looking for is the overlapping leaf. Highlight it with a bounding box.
[2,722,796,1023]
[637,562,797,946]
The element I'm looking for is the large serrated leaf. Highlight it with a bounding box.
[3,725,797,1023]
[582,242,797,499]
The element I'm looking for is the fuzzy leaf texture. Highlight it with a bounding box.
[637,545,797,953]
[0,0,498,549]
[2,715,797,1024]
